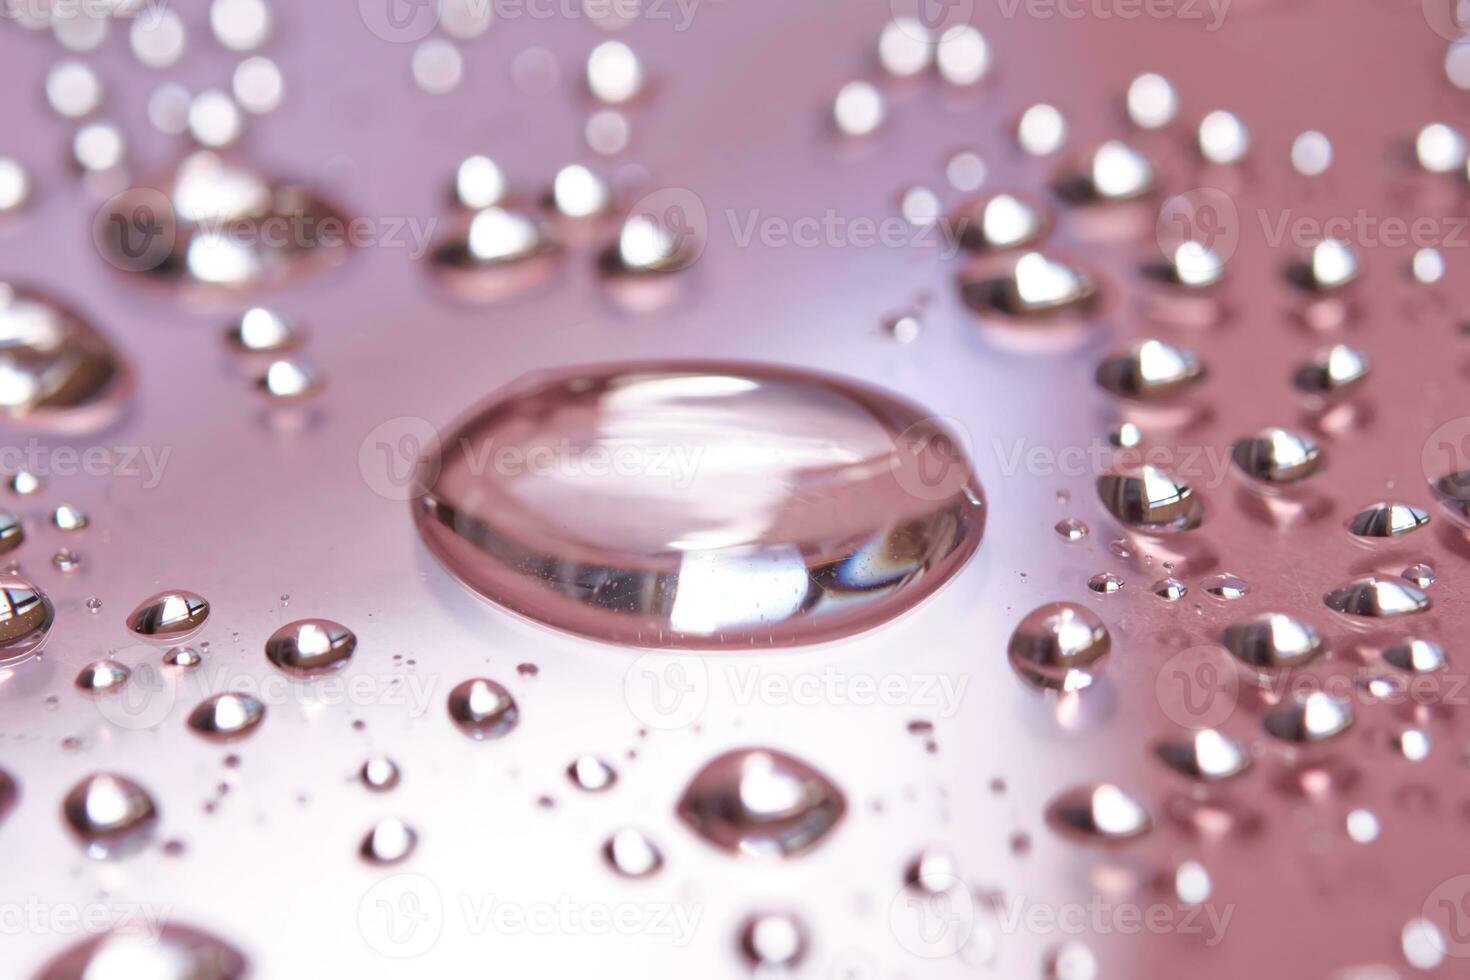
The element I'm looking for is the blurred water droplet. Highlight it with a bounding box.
[1095,339,1204,401]
[603,828,663,877]
[163,645,203,668]
[360,755,400,791]
[739,911,808,969]
[360,818,417,864]
[1126,72,1177,129]
[676,748,846,858]
[62,773,157,858]
[1154,730,1250,781]
[567,755,617,792]
[1018,104,1067,156]
[1046,783,1151,842]
[1198,110,1249,164]
[37,923,247,979]
[1264,692,1353,742]
[833,81,884,136]
[1222,613,1322,670]
[0,284,131,431]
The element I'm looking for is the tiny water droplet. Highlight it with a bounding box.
[1201,573,1249,600]
[360,818,417,864]
[1151,577,1187,601]
[1402,563,1435,588]
[163,645,203,668]
[567,755,617,792]
[603,828,663,877]
[1054,517,1088,542]
[360,755,400,791]
[1087,572,1124,594]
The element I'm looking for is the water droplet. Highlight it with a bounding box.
[85,596,103,614]
[130,8,187,68]
[360,755,400,791]
[96,151,349,292]
[429,206,559,300]
[948,193,1047,253]
[603,828,663,877]
[1345,807,1379,843]
[163,645,203,668]
[1403,563,1435,588]
[62,773,158,858]
[211,0,271,50]
[126,590,210,640]
[233,56,284,114]
[1057,140,1154,203]
[1151,577,1187,601]
[187,89,244,148]
[360,818,417,864]
[414,364,984,647]
[1087,571,1124,594]
[52,504,89,531]
[567,755,617,792]
[51,548,80,572]
[546,164,611,219]
[1175,861,1212,903]
[1222,613,1323,670]
[1153,730,1250,781]
[1347,502,1429,538]
[586,40,643,104]
[7,470,42,495]
[905,849,959,893]
[1403,919,1446,970]
[454,155,506,210]
[256,359,321,399]
[1017,103,1067,156]
[1096,467,1201,532]
[46,60,103,119]
[0,284,132,432]
[1095,339,1204,401]
[1393,727,1431,761]
[1289,239,1358,292]
[0,767,14,825]
[878,18,932,77]
[226,307,299,352]
[1198,110,1249,164]
[1412,247,1445,284]
[1054,517,1088,542]
[1418,122,1466,172]
[738,911,807,969]
[447,678,519,739]
[1384,638,1445,674]
[187,693,265,741]
[412,39,464,95]
[264,619,356,675]
[1293,344,1369,398]
[0,576,55,664]
[1324,576,1430,618]
[1008,602,1109,692]
[945,150,987,192]
[884,313,922,344]
[1289,130,1333,176]
[1201,573,1249,600]
[964,252,1097,318]
[833,81,884,136]
[75,660,130,694]
[1263,692,1353,742]
[935,26,989,85]
[601,209,699,278]
[1159,241,1225,288]
[676,748,846,858]
[1230,428,1321,485]
[1046,783,1151,842]
[1046,941,1099,980]
[1126,72,1177,129]
[36,924,247,979]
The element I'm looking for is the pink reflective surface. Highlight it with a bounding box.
[1,2,1470,978]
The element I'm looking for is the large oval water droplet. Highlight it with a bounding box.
[264,618,356,675]
[126,589,210,640]
[36,923,248,980]
[676,748,846,858]
[0,283,131,433]
[62,773,158,858]
[1323,576,1430,618]
[1096,467,1201,532]
[0,575,55,665]
[1347,501,1429,538]
[414,363,984,648]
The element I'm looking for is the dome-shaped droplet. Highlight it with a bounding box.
[1383,638,1445,674]
[545,164,611,220]
[126,590,210,639]
[1288,239,1358,292]
[75,659,130,694]
[1056,140,1155,203]
[413,363,984,648]
[1264,692,1353,742]
[1096,467,1201,532]
[1153,729,1251,781]
[1054,517,1088,542]
[600,211,699,277]
[1222,613,1323,670]
[1403,563,1435,588]
[447,678,519,739]
[603,828,663,877]
[430,206,560,301]
[187,692,265,741]
[225,306,299,353]
[256,359,321,400]
[95,150,350,292]
[676,748,846,858]
[739,911,808,969]
[62,773,158,858]
[35,924,247,980]
[1159,241,1224,288]
[567,755,617,792]
[1347,501,1429,538]
[904,849,960,893]
[163,645,202,668]
[0,283,131,432]
[1323,576,1430,618]
[1126,73,1177,129]
[360,755,401,791]
[1046,784,1151,842]
[1230,428,1321,485]
[0,512,22,555]
[360,818,417,864]
[1087,571,1124,594]
[1008,601,1109,692]
[1202,573,1249,600]
[1152,577,1187,601]
[1293,344,1369,398]
[947,192,1047,253]
[1095,339,1205,402]
[52,504,88,531]
[0,576,55,664]
[964,252,1097,318]
[1198,110,1249,164]
[264,618,356,675]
